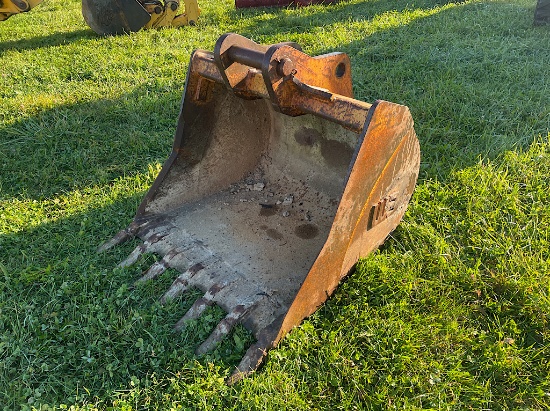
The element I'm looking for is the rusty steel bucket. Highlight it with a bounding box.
[100,33,420,383]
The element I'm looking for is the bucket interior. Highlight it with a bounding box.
[137,84,362,333]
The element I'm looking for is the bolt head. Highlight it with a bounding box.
[277,58,296,77]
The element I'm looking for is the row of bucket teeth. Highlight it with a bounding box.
[102,221,279,375]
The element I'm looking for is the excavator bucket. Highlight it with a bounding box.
[100,33,420,383]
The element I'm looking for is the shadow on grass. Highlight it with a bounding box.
[0,29,95,55]
[0,82,182,201]
[225,0,463,34]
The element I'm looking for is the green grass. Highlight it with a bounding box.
[1,0,549,409]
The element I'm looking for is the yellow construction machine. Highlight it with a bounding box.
[0,0,200,34]
[0,0,42,21]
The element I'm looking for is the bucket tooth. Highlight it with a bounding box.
[159,261,207,303]
[137,246,187,283]
[97,221,143,252]
[117,244,147,268]
[138,260,168,283]
[227,322,281,385]
[138,227,171,245]
[195,304,247,355]
[101,33,420,380]
[97,228,134,253]
[174,283,226,329]
[116,232,167,268]
[228,341,267,384]
[98,219,166,253]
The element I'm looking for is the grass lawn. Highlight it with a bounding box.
[1,0,549,409]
